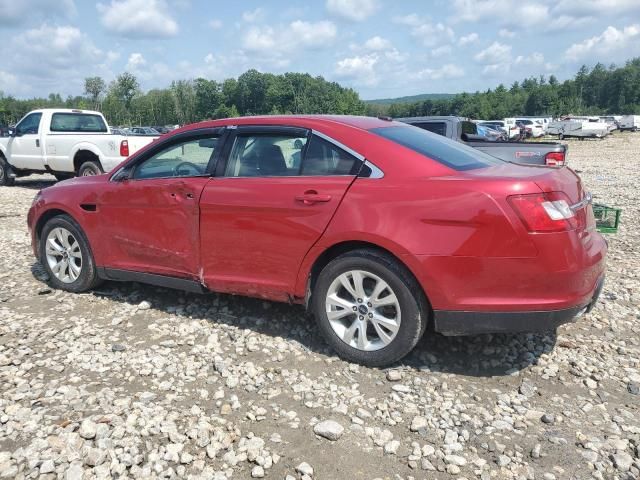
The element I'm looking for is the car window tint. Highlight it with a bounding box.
[224,134,307,177]
[50,113,108,133]
[133,136,218,179]
[413,122,446,136]
[371,125,503,171]
[16,112,42,135]
[301,135,360,176]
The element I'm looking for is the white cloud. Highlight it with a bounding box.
[452,0,549,26]
[335,54,379,85]
[414,64,464,81]
[0,0,76,26]
[431,45,452,57]
[458,32,478,46]
[515,52,544,66]
[0,70,21,94]
[209,19,222,30]
[565,24,640,61]
[326,0,379,21]
[242,20,337,57]
[554,0,640,16]
[394,15,455,47]
[1,24,110,96]
[363,36,392,51]
[474,41,511,65]
[97,0,178,38]
[242,8,264,23]
[126,52,146,70]
[498,28,515,38]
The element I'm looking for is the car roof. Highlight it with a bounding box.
[172,115,402,134]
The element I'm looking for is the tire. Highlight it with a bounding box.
[0,155,15,186]
[39,214,102,293]
[53,173,73,182]
[77,160,103,177]
[312,249,428,367]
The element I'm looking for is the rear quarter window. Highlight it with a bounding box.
[371,125,503,171]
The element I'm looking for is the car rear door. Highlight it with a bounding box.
[95,128,223,278]
[199,125,362,300]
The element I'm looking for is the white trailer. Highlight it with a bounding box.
[619,115,640,131]
[547,118,609,139]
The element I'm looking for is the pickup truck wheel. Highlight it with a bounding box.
[312,249,427,367]
[0,156,16,186]
[78,160,103,177]
[39,215,101,293]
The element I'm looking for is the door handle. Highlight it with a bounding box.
[36,139,40,147]
[295,191,332,205]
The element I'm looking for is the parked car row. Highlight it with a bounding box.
[25,114,606,366]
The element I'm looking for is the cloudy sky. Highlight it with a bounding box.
[1,0,639,100]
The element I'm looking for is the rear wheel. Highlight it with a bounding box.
[40,215,101,292]
[78,160,103,177]
[312,249,427,367]
[0,155,15,186]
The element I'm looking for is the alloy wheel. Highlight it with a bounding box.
[325,269,401,351]
[45,227,82,283]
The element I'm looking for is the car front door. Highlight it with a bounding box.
[95,129,223,279]
[7,112,43,169]
[199,126,363,300]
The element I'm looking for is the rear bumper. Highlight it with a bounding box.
[434,275,605,335]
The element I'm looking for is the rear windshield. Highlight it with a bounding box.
[50,113,108,133]
[371,125,503,171]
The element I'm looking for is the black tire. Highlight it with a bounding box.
[39,214,102,293]
[312,249,428,367]
[53,173,73,182]
[0,155,15,186]
[77,160,103,177]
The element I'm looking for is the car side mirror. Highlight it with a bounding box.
[7,127,17,137]
[112,167,132,182]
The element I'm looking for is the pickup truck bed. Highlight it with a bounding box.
[397,116,568,166]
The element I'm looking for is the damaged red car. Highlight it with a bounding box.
[27,116,606,366]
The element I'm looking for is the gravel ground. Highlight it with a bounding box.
[1,133,639,480]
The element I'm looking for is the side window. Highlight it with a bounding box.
[133,136,218,180]
[414,122,446,136]
[461,121,478,135]
[16,113,42,135]
[224,133,307,177]
[301,135,360,176]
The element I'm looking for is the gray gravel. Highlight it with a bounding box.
[1,133,639,479]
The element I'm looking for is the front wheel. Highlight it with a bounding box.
[312,250,427,367]
[0,156,15,186]
[39,215,101,292]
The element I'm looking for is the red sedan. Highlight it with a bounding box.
[27,116,606,366]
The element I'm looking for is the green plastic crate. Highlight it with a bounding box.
[592,204,621,233]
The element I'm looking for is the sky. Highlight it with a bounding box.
[1,0,639,100]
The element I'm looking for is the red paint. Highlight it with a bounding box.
[28,116,606,316]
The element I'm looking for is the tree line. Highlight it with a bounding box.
[366,58,640,119]
[0,69,365,127]
[0,59,638,127]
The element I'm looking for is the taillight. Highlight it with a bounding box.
[508,192,578,232]
[545,151,565,166]
[120,140,129,157]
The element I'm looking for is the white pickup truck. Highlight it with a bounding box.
[0,108,158,186]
